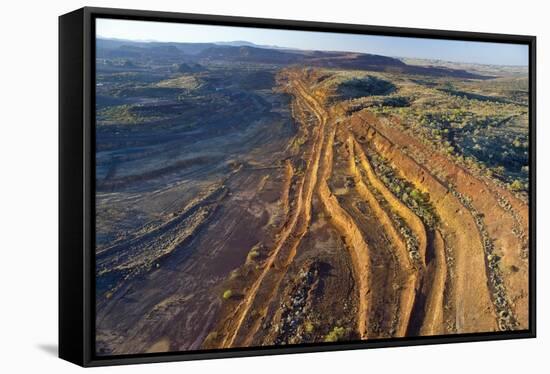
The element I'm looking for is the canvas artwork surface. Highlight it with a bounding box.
[94,18,530,356]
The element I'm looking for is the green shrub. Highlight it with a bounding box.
[510,180,524,191]
[247,249,259,262]
[222,290,233,300]
[324,326,346,342]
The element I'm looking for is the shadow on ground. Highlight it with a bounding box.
[37,344,58,357]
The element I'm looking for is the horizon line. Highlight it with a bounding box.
[96,36,529,68]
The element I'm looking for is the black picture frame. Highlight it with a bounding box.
[59,6,537,367]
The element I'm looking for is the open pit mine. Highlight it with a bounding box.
[94,41,529,355]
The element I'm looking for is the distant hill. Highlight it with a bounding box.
[198,45,304,64]
[214,40,258,47]
[401,57,526,78]
[176,62,207,73]
[214,40,291,50]
[96,38,492,79]
[197,45,489,79]
[97,38,215,57]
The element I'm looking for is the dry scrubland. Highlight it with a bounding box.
[94,41,529,354]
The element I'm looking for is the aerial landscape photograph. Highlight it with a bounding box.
[94,18,530,355]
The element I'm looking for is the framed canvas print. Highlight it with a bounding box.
[59,7,536,367]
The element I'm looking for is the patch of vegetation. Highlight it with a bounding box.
[335,76,396,100]
[378,96,410,107]
[439,88,513,105]
[222,289,233,300]
[510,179,526,192]
[375,78,529,189]
[113,86,187,99]
[354,154,422,263]
[346,96,410,115]
[247,244,264,262]
[367,149,439,228]
[238,71,275,90]
[409,78,438,88]
[156,75,202,90]
[95,95,126,110]
[290,133,309,155]
[176,62,206,74]
[324,326,346,342]
[247,249,259,260]
[454,77,529,106]
[98,104,144,124]
[96,71,165,85]
[97,102,188,125]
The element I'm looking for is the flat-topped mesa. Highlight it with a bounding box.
[349,114,498,333]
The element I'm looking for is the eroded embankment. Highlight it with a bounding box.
[356,111,528,331]
[351,137,449,335]
[350,115,498,333]
[345,133,418,337]
[352,136,428,266]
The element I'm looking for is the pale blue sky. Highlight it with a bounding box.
[97,18,528,66]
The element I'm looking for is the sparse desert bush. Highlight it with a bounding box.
[510,180,524,191]
[247,245,261,262]
[176,62,206,74]
[335,76,396,100]
[324,326,346,342]
[98,104,141,124]
[222,289,233,300]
